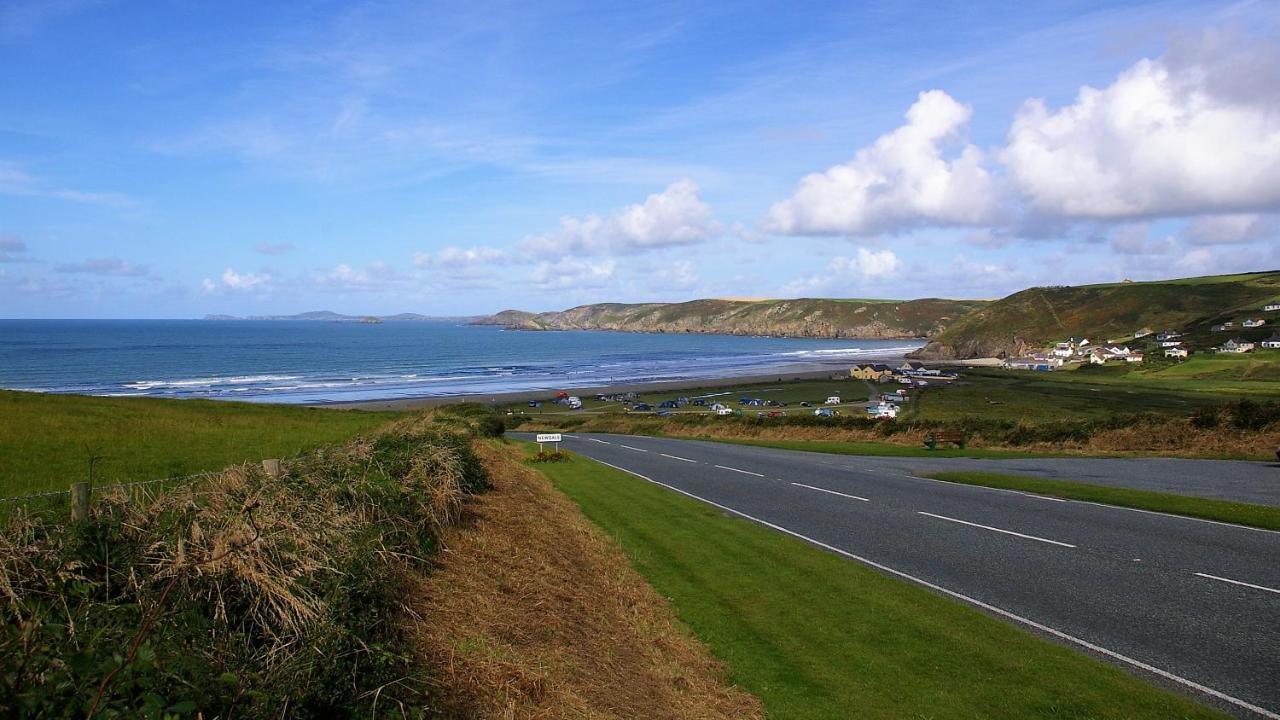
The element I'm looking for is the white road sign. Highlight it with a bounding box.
[536,433,563,443]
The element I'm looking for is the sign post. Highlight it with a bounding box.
[536,433,562,452]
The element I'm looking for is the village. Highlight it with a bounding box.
[1001,301,1280,371]
[523,361,958,421]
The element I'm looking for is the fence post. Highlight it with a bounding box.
[70,482,90,521]
[262,459,282,479]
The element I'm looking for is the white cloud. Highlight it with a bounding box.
[0,160,134,207]
[416,246,511,268]
[529,257,616,290]
[782,247,902,295]
[520,179,720,257]
[767,90,1000,236]
[1003,33,1280,220]
[315,261,408,292]
[206,267,272,291]
[1180,214,1276,245]
[55,257,149,277]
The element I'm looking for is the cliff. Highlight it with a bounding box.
[472,298,988,339]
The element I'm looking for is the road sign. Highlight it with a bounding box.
[536,433,562,443]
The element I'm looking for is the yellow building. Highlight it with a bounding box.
[850,364,894,382]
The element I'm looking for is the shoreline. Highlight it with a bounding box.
[319,356,1001,412]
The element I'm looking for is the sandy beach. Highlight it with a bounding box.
[323,364,858,411]
[317,355,1006,411]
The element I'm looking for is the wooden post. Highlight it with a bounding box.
[71,482,90,522]
[262,459,282,479]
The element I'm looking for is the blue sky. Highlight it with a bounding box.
[2,0,1278,318]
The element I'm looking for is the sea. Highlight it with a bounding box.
[0,320,923,404]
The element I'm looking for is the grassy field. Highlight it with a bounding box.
[0,390,397,497]
[531,448,1223,719]
[508,376,888,418]
[928,472,1280,531]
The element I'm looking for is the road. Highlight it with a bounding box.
[517,432,1280,718]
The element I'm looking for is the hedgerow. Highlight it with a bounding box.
[0,404,496,719]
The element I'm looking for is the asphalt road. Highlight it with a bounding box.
[516,432,1280,719]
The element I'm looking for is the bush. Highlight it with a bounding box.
[0,414,490,718]
[529,450,572,463]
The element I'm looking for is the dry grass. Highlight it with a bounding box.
[412,442,763,720]
[518,415,1280,459]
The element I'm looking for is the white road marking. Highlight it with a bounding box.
[917,511,1077,548]
[584,457,1278,720]
[619,444,649,453]
[588,438,611,445]
[661,453,697,463]
[1075,500,1280,536]
[563,434,579,438]
[714,464,764,477]
[792,483,869,502]
[1194,572,1280,596]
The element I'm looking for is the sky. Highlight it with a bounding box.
[2,0,1279,318]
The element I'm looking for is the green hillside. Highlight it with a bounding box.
[913,271,1280,359]
[474,297,988,339]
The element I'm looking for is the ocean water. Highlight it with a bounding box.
[0,320,923,404]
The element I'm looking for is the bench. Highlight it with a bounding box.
[924,430,966,451]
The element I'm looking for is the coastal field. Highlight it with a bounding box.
[529,448,1223,720]
[0,390,396,497]
[507,356,1280,460]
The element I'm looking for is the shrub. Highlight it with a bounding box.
[0,413,489,718]
[529,450,572,463]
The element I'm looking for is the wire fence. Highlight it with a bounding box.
[0,469,223,505]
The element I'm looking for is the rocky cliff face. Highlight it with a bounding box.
[473,298,987,340]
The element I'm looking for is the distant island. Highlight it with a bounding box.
[203,311,478,322]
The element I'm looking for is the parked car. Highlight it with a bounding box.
[655,410,672,416]
[715,407,734,416]
[528,400,541,408]
[814,408,840,417]
[692,398,706,406]
[658,400,679,409]
[632,403,652,411]
[767,410,786,418]
[799,401,812,407]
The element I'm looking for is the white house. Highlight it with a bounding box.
[1155,331,1182,342]
[825,395,841,405]
[1261,334,1280,350]
[1124,352,1144,363]
[1263,303,1280,312]
[1243,318,1266,328]
[1052,342,1075,358]
[1087,350,1108,365]
[1218,339,1255,354]
[1159,339,1183,348]
[1164,347,1189,359]
[1133,327,1154,339]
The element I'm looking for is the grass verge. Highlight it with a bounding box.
[928,471,1280,531]
[0,390,398,497]
[700,436,1069,459]
[527,445,1224,720]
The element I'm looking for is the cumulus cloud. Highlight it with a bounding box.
[1003,33,1280,220]
[204,267,271,292]
[520,180,720,257]
[529,257,616,290]
[415,246,511,268]
[254,241,295,255]
[1180,214,1276,245]
[782,247,902,295]
[55,257,149,277]
[315,261,408,292]
[767,91,1000,236]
